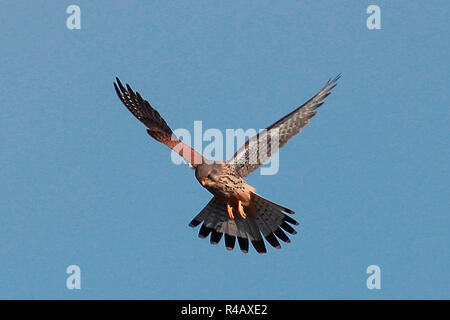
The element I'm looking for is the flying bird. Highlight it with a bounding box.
[114,75,340,254]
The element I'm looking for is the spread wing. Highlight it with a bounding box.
[227,75,340,177]
[114,77,206,167]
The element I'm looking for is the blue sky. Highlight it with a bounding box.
[0,1,448,299]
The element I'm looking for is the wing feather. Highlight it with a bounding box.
[114,77,205,167]
[228,75,340,177]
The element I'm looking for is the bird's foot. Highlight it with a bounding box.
[238,200,247,219]
[227,204,235,220]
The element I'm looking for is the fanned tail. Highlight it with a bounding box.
[189,193,299,254]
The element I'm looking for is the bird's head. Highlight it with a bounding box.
[195,163,223,187]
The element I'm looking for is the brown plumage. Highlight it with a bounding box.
[114,78,205,166]
[114,75,340,254]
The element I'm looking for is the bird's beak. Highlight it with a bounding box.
[201,179,207,186]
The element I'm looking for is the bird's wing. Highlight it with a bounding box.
[114,77,206,167]
[227,75,340,177]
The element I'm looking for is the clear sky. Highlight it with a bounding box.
[0,1,448,299]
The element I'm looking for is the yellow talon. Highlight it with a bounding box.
[227,204,234,220]
[238,200,247,219]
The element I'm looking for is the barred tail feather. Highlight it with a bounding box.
[189,194,299,254]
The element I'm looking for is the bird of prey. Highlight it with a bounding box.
[114,75,340,254]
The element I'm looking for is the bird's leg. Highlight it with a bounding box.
[227,204,235,220]
[238,200,247,219]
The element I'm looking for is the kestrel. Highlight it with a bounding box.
[114,75,340,254]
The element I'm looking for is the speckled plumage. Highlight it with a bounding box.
[199,163,253,205]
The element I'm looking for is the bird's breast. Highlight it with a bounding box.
[204,172,254,207]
